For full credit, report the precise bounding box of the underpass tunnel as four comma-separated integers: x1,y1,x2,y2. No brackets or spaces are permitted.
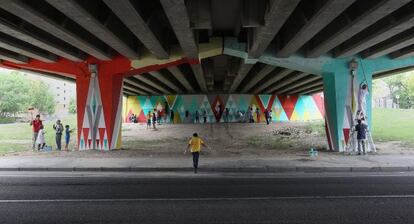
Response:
2,0,414,152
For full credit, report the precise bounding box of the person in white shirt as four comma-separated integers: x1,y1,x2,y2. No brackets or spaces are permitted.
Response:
36,125,46,151
357,84,369,119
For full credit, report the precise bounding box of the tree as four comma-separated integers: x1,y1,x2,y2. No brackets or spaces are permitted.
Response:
68,98,77,114
29,81,56,115
383,73,414,109
0,73,30,116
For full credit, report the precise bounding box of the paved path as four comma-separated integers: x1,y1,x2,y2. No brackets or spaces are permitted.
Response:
1,153,414,172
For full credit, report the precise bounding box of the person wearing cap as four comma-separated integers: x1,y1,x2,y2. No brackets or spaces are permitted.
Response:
29,114,43,150
53,120,64,150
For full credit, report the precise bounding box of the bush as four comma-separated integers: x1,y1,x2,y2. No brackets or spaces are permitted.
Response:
0,117,16,124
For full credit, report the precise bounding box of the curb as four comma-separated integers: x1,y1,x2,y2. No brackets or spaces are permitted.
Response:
0,166,412,173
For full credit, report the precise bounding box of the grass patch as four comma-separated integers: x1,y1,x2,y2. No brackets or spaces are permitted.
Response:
304,122,325,136
372,108,414,146
0,114,77,153
247,135,297,150
0,117,16,124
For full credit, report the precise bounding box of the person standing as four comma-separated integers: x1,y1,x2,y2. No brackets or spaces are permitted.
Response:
355,119,368,155
195,110,200,123
256,108,261,123
164,101,170,123
64,125,73,151
53,120,64,150
185,133,208,173
36,125,46,151
170,109,175,124
152,110,157,129
146,112,152,129
357,84,369,119
264,109,270,125
203,110,207,123
248,107,254,123
269,109,273,123
30,114,43,150
224,108,230,123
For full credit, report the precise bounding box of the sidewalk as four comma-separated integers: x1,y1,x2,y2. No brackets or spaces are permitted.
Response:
1,153,414,173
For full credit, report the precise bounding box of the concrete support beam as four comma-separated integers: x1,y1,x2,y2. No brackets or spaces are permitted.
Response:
334,1,414,58
103,0,169,59
148,71,182,93
0,47,28,64
291,81,324,94
252,68,293,94
123,85,147,95
229,62,254,93
0,0,112,60
307,0,410,58
362,27,414,59
276,0,355,58
160,0,198,59
241,64,274,92
123,77,160,95
190,64,208,93
287,80,324,94
167,66,195,93
248,0,300,58
242,0,266,28
277,75,322,94
266,72,309,94
134,74,172,94
390,45,414,59
46,0,139,59
187,0,212,29
298,86,324,95
123,89,141,96
0,32,57,63
0,13,85,61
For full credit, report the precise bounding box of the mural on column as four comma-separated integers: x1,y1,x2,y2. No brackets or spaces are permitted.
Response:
123,94,325,123
78,75,123,151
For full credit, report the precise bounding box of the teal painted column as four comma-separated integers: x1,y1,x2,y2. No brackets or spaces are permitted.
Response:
322,59,373,151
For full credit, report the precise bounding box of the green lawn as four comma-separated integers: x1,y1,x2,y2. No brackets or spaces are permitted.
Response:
372,108,414,146
0,114,77,154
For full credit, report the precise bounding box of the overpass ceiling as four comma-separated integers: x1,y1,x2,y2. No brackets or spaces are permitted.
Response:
0,0,413,95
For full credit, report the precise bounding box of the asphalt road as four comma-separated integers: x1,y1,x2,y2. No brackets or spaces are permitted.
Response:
1,172,414,223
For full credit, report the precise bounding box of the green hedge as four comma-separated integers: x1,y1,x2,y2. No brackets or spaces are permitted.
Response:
0,117,16,124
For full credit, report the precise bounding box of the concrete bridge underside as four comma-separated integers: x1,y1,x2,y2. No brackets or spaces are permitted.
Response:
0,0,414,151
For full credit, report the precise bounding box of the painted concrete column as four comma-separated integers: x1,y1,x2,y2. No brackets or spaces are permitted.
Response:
323,61,373,151
76,68,124,151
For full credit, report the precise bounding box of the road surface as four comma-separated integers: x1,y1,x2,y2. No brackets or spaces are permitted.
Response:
0,172,414,223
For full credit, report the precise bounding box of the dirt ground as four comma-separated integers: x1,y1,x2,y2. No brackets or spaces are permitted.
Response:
5,122,413,158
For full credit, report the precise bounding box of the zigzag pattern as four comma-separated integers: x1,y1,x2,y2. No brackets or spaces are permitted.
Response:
123,94,325,123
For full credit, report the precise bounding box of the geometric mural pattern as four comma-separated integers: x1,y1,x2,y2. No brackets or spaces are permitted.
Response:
123,93,325,123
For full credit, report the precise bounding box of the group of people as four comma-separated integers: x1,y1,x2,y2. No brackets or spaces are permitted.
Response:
30,114,73,151
242,107,273,125
130,102,276,126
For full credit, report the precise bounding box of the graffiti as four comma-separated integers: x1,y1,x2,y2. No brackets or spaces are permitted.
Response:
123,94,325,123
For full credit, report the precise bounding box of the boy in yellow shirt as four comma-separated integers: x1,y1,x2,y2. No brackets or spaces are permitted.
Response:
185,133,208,173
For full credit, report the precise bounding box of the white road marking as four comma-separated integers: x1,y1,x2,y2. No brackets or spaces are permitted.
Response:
1,195,414,203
